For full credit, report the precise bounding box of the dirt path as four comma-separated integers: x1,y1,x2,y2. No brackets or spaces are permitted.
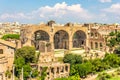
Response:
81,68,118,80
81,74,98,80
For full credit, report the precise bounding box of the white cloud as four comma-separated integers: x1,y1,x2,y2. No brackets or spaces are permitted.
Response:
38,2,92,19
31,2,92,20
0,13,33,20
99,0,112,3
103,3,120,14
0,2,92,22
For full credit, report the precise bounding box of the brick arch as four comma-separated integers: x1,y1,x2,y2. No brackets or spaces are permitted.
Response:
32,30,50,50
72,30,86,39
53,28,71,37
34,30,50,41
72,29,87,38
54,30,69,49
72,30,87,48
33,27,51,36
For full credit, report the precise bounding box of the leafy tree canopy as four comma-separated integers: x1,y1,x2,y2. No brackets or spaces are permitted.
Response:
107,31,120,52
109,31,115,36
103,53,120,67
14,57,32,79
14,57,25,77
63,54,83,65
14,46,39,79
76,62,92,78
55,74,80,80
15,46,36,63
1,34,20,40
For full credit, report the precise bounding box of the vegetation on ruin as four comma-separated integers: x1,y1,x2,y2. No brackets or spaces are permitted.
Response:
13,31,120,80
63,54,83,64
14,46,39,80
5,70,12,79
38,67,48,80
107,31,120,53
1,34,20,40
15,46,36,63
46,42,51,47
54,53,120,80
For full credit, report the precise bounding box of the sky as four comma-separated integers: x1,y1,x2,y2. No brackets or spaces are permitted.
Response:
0,0,120,24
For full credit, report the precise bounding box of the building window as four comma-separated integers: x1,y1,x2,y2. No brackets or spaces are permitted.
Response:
91,42,93,49
95,42,98,49
0,49,3,54
57,67,59,73
51,68,54,74
100,43,103,47
65,66,68,72
61,67,64,72
95,33,98,38
91,33,94,37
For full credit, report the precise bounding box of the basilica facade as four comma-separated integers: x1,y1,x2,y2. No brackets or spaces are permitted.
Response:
21,22,120,52
20,22,89,51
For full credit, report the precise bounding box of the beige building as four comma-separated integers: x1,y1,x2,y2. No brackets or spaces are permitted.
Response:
21,22,89,50
0,39,16,80
89,24,120,51
20,22,120,52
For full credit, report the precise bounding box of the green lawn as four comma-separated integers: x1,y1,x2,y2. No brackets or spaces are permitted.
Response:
57,57,63,62
108,76,120,80
95,67,120,80
96,75,120,80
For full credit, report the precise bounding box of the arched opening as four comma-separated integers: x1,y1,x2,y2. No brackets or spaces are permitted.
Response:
73,30,86,48
54,30,69,49
91,42,93,49
100,42,103,50
33,30,49,50
95,42,98,49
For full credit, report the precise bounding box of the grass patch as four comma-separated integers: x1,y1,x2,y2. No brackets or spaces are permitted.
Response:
108,76,120,80
70,48,84,51
57,57,63,62
54,49,65,52
96,67,120,80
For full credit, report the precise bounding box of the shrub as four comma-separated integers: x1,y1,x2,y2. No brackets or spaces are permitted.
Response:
103,54,120,68
105,74,111,78
63,54,83,65
98,73,111,80
1,34,20,40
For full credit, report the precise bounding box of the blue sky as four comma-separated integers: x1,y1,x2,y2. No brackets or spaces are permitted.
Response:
0,0,120,24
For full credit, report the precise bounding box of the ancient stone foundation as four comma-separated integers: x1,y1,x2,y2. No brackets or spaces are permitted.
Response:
38,41,70,80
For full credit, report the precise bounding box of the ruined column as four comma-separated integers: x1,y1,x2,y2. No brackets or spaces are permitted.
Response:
45,42,47,53
85,33,89,48
69,35,73,50
92,42,95,50
98,42,100,51
50,34,54,51
67,65,70,76
54,67,57,78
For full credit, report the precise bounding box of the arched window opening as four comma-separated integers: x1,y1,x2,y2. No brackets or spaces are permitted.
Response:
33,30,49,50
54,30,69,49
73,30,86,48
